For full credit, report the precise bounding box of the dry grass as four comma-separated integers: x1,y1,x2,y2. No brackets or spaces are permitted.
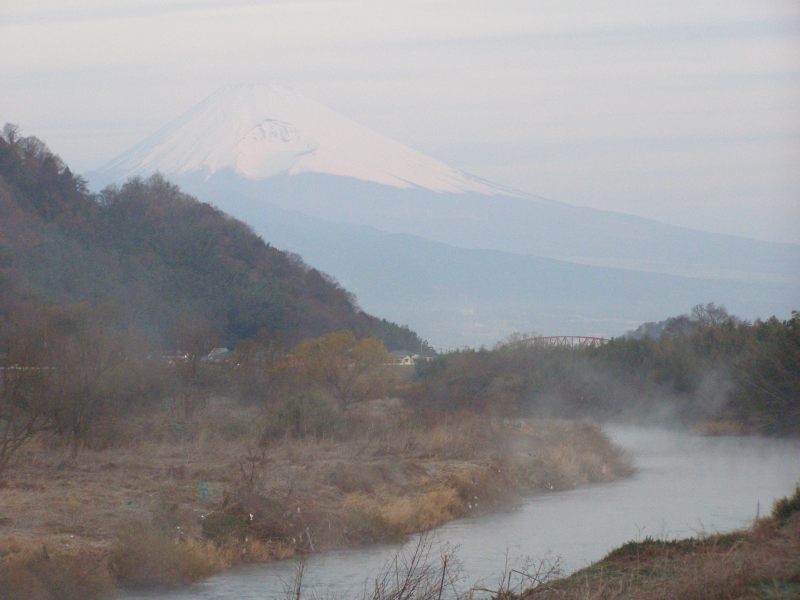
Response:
342,486,463,540
108,523,221,588
256,413,630,548
521,514,800,600
0,396,632,596
0,542,115,600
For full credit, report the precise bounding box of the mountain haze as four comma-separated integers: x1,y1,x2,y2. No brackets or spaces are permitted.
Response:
206,199,800,346
89,84,800,345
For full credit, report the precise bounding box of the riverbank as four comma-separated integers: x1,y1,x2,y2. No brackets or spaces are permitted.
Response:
518,486,800,600
0,398,632,599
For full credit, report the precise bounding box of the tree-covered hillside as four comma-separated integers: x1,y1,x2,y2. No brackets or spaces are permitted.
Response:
0,125,427,352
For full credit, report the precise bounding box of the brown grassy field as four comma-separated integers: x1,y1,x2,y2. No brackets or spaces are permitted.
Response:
0,397,632,599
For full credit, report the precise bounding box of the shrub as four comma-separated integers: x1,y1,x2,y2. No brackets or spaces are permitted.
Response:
200,510,248,543
0,563,50,600
772,485,800,521
259,391,340,443
341,487,463,543
0,550,115,600
217,415,258,441
109,523,218,588
341,492,407,542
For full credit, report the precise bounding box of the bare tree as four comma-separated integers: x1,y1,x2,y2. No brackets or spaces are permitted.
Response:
44,304,127,458
1,122,20,144
283,537,564,600
0,312,54,475
691,302,734,327
171,316,219,418
285,536,463,600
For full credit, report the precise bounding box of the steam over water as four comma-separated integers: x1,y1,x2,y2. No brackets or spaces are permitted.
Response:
123,426,800,599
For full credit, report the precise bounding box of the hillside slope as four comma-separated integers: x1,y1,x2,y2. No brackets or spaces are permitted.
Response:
0,129,425,351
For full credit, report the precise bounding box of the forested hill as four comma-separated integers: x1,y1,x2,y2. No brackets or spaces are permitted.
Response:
0,126,426,351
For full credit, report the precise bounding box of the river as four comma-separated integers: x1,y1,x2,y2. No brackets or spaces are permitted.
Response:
122,425,800,599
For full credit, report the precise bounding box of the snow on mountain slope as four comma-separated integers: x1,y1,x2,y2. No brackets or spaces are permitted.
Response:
99,84,513,196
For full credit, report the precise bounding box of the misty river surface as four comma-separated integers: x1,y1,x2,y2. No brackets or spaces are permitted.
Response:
123,426,800,599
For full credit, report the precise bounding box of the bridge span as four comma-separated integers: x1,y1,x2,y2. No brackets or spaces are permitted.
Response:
512,335,610,349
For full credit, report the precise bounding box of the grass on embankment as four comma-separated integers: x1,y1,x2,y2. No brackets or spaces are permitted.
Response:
0,397,632,599
519,486,800,600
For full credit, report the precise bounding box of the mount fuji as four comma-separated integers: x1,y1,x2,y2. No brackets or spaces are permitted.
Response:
96,84,511,197
89,84,800,346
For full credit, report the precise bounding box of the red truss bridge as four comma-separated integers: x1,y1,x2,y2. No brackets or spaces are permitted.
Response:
514,336,610,349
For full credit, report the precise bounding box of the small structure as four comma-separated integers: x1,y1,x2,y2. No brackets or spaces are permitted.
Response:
164,352,189,366
202,347,231,364
389,350,415,366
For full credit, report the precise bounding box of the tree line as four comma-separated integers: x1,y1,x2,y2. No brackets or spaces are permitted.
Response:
410,304,800,435
0,302,400,474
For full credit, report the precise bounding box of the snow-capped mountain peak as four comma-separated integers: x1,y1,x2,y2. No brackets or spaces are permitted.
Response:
98,84,513,196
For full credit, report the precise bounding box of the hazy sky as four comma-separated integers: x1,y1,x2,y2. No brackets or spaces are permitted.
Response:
2,0,799,243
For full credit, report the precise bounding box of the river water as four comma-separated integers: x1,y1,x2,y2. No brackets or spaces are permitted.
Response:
123,426,800,599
